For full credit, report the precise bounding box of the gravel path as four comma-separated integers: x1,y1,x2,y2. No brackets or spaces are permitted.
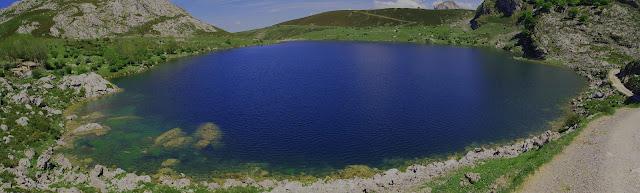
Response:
518,108,640,193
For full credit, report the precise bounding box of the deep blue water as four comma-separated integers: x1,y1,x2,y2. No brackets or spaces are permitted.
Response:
71,41,585,177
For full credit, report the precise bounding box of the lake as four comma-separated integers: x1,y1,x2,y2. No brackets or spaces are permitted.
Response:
68,41,585,178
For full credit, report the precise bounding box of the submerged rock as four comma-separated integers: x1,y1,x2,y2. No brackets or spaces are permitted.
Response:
74,123,110,136
161,159,180,167
154,128,192,149
192,122,222,149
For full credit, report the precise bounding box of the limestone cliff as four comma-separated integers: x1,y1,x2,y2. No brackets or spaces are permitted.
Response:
0,0,222,39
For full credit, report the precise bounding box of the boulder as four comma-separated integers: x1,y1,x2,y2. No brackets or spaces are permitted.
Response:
36,148,54,170
53,154,72,170
192,122,222,149
10,66,32,78
464,172,481,184
110,173,151,192
160,176,191,189
58,72,118,98
16,117,29,127
74,123,110,136
154,128,192,149
161,159,180,167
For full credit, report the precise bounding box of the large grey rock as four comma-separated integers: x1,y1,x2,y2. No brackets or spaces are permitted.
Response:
36,148,53,170
464,172,481,184
110,173,151,192
160,176,191,189
59,73,118,98
16,117,29,127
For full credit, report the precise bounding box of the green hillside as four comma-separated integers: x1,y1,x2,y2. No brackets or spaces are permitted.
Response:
277,8,474,27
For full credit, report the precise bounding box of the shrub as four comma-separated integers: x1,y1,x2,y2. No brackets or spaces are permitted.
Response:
568,8,580,19
578,14,589,23
560,113,581,132
519,11,537,30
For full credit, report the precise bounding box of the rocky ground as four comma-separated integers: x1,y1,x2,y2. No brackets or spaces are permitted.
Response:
0,0,220,39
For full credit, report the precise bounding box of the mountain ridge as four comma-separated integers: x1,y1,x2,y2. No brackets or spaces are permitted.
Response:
0,0,223,39
276,8,474,28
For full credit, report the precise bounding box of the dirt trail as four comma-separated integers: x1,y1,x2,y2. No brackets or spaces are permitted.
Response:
609,69,635,97
518,108,640,192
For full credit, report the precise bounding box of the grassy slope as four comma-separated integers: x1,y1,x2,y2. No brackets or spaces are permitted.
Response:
278,8,474,27
239,9,512,48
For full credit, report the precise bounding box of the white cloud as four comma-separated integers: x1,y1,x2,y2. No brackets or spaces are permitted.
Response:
374,0,426,8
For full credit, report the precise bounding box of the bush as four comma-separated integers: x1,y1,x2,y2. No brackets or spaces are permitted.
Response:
568,8,580,19
578,14,589,23
560,113,581,132
519,11,537,30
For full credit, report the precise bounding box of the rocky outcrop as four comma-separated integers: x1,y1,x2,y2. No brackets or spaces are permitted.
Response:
470,0,525,29
434,1,464,10
0,0,222,39
495,0,523,16
515,32,547,59
58,72,118,98
535,4,640,70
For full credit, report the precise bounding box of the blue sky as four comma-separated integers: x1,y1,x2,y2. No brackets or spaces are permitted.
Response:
1,0,482,32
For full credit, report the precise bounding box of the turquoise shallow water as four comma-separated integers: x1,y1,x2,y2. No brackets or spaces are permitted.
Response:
69,41,585,178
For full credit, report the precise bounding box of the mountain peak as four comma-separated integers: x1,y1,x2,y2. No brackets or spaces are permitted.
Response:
0,0,222,39
433,1,464,10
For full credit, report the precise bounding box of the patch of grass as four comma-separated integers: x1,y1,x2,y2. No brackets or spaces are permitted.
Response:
421,113,590,193
584,93,626,115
